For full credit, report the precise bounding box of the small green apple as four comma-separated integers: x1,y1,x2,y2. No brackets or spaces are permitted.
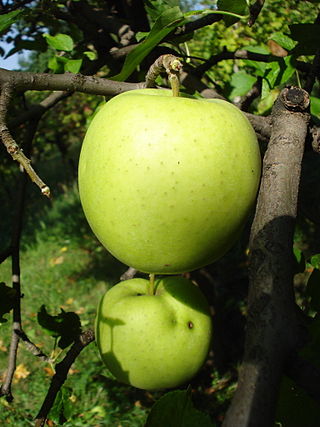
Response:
95,276,212,390
79,89,261,273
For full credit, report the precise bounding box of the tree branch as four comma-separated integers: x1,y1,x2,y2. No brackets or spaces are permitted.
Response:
34,329,95,427
0,68,144,95
14,329,52,363
223,87,310,427
248,0,265,27
0,83,50,197
193,49,311,78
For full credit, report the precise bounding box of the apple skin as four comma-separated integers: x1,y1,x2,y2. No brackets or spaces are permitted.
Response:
95,276,212,390
78,89,261,274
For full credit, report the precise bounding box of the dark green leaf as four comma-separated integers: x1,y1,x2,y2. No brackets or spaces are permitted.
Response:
37,305,81,349
145,388,214,427
276,376,320,427
43,33,74,52
293,247,306,274
145,0,181,22
289,24,320,55
217,0,248,26
48,386,73,424
0,282,17,323
0,9,23,34
306,269,320,312
5,39,47,58
111,7,184,81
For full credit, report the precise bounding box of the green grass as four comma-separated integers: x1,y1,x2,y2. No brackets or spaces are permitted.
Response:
0,154,157,425
0,147,238,426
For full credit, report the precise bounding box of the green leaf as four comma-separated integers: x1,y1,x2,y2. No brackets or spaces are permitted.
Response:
0,9,23,33
0,282,17,323
111,6,184,81
276,376,320,427
269,32,297,51
306,269,320,312
145,388,214,427
83,50,97,61
43,33,74,52
229,71,257,99
289,24,320,55
5,38,47,58
64,59,82,73
144,0,180,22
310,254,320,269
48,55,67,73
261,56,296,98
293,247,306,274
37,305,82,349
311,97,320,119
217,0,248,26
48,386,73,424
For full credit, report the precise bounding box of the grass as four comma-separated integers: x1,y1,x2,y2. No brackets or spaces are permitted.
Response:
0,148,159,426
0,145,240,426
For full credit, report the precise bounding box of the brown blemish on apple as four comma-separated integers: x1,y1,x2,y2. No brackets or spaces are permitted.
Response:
188,321,194,329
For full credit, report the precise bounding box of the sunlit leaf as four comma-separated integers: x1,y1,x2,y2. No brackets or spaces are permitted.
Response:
229,71,257,99
43,33,74,52
111,7,184,81
64,59,82,73
0,9,23,33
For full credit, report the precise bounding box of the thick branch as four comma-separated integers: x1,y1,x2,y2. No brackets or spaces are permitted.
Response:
0,68,144,95
223,87,310,427
34,329,95,427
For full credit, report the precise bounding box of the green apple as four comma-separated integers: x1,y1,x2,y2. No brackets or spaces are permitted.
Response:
78,88,261,273
95,276,212,390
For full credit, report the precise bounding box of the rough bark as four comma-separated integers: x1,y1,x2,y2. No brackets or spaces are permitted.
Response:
223,87,310,427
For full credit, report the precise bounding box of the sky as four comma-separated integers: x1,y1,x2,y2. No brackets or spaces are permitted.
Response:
0,37,23,70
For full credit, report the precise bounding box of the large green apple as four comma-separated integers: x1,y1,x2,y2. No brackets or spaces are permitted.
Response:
95,276,212,390
78,88,261,273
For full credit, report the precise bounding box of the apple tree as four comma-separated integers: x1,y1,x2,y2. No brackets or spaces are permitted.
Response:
1,1,320,426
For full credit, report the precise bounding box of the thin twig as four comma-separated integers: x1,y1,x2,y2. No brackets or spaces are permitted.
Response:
248,0,265,26
0,83,50,197
34,329,95,427
0,118,40,401
14,329,53,363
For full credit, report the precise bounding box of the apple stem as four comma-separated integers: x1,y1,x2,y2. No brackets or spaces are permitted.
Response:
148,273,156,295
169,74,180,97
145,54,182,97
